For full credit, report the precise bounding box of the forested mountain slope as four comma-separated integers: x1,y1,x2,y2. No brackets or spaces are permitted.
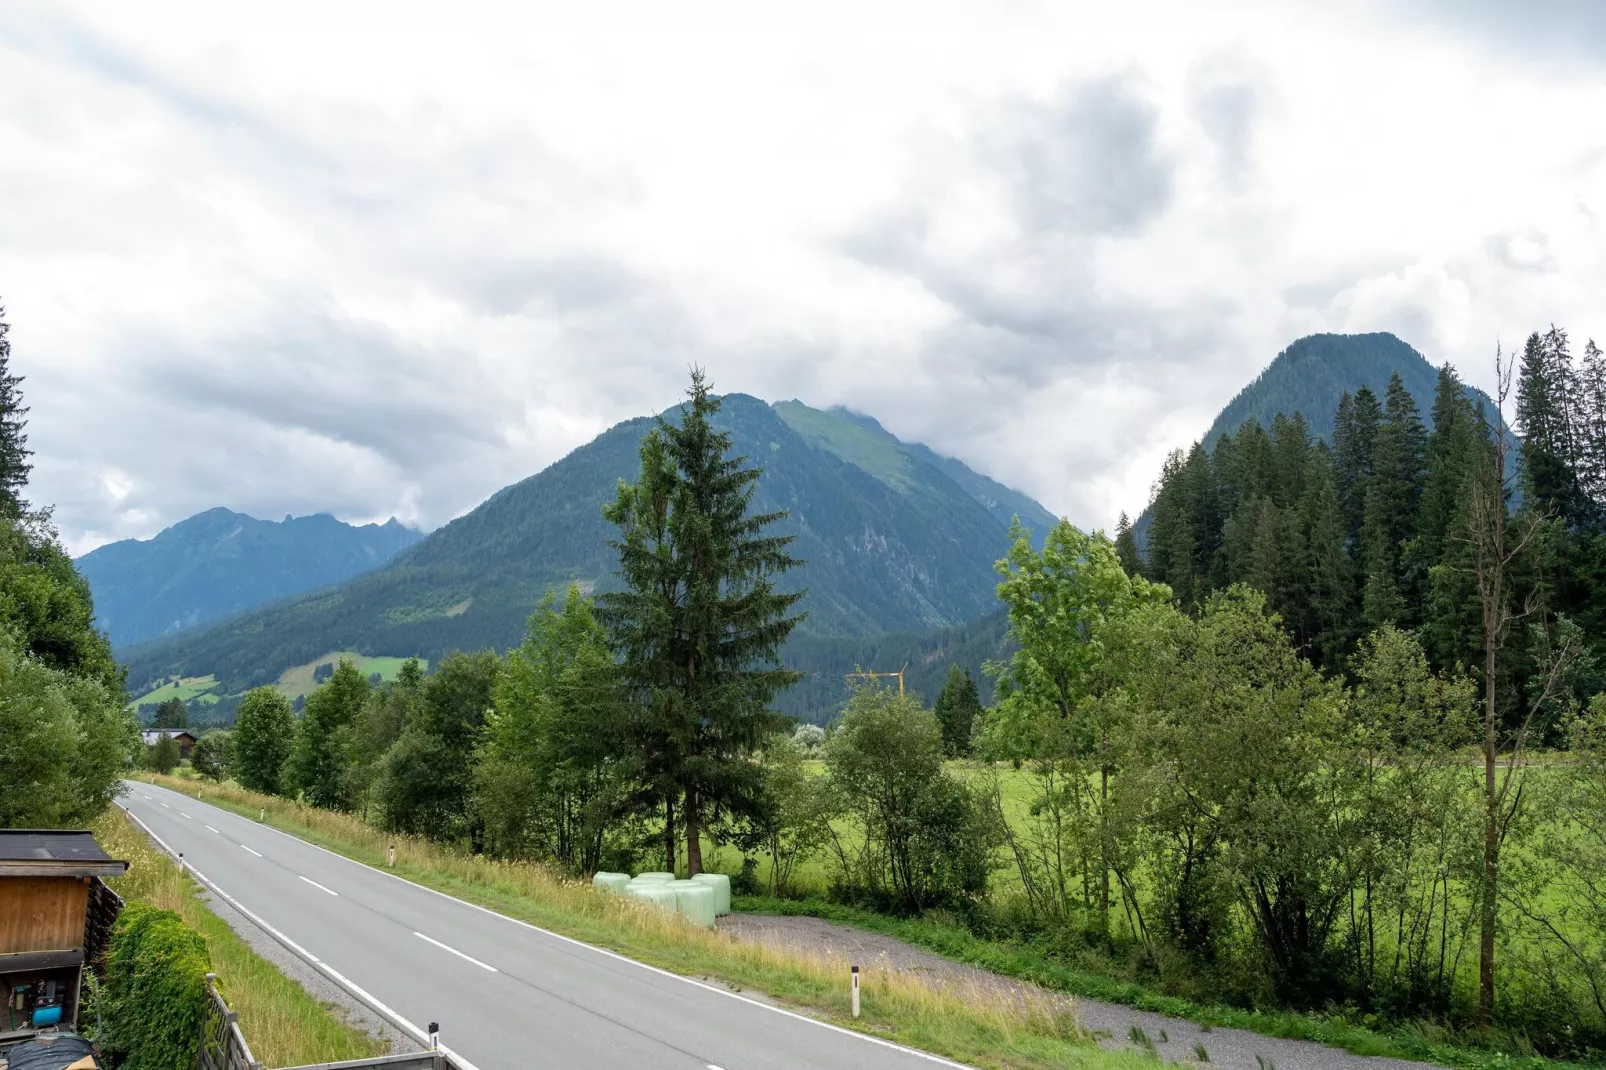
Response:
78,509,421,647
1202,332,1499,449
121,396,1056,696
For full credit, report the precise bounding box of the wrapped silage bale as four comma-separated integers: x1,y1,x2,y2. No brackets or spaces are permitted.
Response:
592,872,632,894
691,873,731,916
667,880,717,928
626,883,678,913
632,871,675,883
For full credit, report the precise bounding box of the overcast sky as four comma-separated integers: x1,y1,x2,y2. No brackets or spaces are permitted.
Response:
4,1,1604,554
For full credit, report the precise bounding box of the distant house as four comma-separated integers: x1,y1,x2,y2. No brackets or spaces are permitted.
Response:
140,728,198,758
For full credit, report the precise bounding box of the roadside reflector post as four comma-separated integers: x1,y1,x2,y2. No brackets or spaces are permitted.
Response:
178,852,185,875
851,965,859,1018
389,844,396,867
259,808,265,821
428,1021,439,1050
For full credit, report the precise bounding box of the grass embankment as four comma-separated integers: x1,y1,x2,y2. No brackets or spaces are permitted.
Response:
736,896,1599,1070
138,774,1153,1070
94,804,386,1067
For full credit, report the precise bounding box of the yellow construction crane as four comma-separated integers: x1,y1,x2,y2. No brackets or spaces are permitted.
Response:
845,663,908,698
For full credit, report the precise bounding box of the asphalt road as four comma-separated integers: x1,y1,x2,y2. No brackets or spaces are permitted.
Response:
120,781,965,1070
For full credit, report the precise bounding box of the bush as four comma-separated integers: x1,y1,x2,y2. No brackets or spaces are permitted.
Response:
190,729,231,782
147,733,181,774
102,904,213,1070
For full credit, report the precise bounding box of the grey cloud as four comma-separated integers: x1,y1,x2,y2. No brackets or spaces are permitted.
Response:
1484,229,1559,274
1400,0,1606,62
997,75,1174,237
1189,68,1260,186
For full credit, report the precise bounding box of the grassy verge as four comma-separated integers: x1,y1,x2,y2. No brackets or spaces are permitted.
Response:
732,895,1593,1070
137,775,1154,1070
94,804,386,1067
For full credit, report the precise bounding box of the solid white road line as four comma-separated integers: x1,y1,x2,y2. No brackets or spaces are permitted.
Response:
299,876,339,897
117,801,483,1070
205,825,220,834
414,932,498,972
240,845,262,857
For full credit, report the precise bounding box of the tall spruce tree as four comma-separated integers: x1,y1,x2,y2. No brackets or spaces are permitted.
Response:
0,302,31,517
1361,373,1427,627
1113,512,1141,577
599,370,805,875
933,664,981,757
1333,386,1382,546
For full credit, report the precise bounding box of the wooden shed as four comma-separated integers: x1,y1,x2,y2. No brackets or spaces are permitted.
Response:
1,830,127,1040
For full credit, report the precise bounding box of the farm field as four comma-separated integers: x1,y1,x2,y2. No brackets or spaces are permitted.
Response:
125,673,221,710
273,651,429,700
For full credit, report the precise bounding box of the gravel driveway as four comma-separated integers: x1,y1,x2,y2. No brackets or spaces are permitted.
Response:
717,913,1439,1070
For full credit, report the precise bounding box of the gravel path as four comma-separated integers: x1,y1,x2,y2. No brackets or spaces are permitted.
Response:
718,914,1438,1070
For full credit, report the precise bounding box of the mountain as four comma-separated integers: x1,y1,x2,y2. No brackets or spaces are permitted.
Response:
119,396,1059,698
78,510,423,648
1135,332,1511,549
1201,332,1502,449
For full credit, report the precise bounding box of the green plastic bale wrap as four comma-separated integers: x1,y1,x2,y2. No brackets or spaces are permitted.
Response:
691,873,732,915
632,871,675,883
667,880,717,928
592,872,632,894
625,884,677,912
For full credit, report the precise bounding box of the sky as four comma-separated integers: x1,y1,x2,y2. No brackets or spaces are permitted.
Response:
3,1,1604,555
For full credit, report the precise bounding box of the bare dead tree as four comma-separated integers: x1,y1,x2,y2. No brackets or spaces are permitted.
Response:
1464,345,1580,1024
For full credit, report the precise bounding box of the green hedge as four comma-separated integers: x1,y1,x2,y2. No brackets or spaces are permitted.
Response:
102,904,213,1070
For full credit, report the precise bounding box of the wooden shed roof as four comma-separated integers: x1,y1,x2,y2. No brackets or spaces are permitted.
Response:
0,830,129,878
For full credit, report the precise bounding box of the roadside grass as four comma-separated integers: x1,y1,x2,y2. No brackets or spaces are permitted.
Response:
94,804,387,1067
136,774,1158,1070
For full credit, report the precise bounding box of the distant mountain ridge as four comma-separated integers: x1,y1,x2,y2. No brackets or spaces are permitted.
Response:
120,396,1059,698
78,509,422,647
1136,332,1509,549
1202,332,1502,449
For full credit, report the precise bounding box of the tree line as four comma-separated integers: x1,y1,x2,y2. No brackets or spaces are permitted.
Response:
0,300,138,827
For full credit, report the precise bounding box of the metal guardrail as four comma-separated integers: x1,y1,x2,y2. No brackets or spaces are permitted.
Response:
199,976,465,1070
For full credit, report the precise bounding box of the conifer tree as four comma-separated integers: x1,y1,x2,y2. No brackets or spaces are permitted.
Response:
1113,512,1141,577
0,302,31,517
933,664,981,757
599,369,805,875
1333,386,1382,545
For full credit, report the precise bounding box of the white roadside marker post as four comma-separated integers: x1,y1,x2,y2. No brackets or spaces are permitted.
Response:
389,844,396,867
428,1021,439,1050
259,808,265,821
178,853,185,875
851,965,860,1018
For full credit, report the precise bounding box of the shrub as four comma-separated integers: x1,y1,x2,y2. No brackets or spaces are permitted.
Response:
102,904,213,1070
147,734,181,775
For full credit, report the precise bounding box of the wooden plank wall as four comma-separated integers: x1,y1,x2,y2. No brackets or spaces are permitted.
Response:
0,877,90,953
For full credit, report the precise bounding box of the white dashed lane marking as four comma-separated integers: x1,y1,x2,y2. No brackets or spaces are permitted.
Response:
205,826,219,834
240,845,262,857
414,932,497,972
299,876,339,897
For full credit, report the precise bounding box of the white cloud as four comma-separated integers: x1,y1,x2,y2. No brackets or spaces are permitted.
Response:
2,0,1603,554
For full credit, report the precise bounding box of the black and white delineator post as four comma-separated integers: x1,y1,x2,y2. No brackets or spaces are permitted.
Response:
428,1022,439,1050
389,844,396,867
178,852,185,875
851,965,860,1018
259,808,265,821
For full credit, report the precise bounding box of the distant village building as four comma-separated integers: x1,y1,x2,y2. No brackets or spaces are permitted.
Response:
140,728,198,759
